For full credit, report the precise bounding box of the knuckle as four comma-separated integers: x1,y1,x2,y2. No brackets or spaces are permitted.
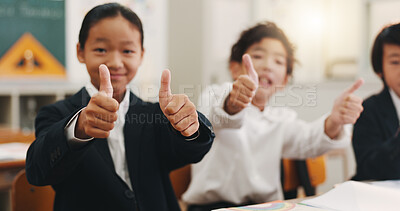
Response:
175,124,184,132
181,131,189,137
108,122,115,131
103,131,110,138
87,118,96,125
165,106,174,114
192,110,198,119
232,82,239,89
167,115,175,124
188,105,197,114
243,97,250,104
111,113,118,122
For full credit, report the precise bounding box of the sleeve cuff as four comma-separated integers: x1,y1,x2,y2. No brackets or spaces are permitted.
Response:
184,130,200,141
65,108,94,142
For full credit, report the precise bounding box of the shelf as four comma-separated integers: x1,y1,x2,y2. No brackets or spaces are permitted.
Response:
0,82,82,131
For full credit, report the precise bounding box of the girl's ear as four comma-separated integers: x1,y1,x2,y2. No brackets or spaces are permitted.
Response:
76,43,85,63
139,48,145,65
229,61,243,81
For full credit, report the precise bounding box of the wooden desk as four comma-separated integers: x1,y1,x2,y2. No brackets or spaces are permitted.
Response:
0,128,34,191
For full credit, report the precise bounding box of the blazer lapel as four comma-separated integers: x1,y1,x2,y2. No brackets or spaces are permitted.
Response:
69,88,91,109
378,87,399,136
93,138,116,171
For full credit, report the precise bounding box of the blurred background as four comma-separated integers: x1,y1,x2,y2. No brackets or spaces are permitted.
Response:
0,0,400,209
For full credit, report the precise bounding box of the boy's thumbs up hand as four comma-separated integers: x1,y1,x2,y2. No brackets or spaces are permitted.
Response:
325,78,364,139
75,64,119,139
224,54,258,115
159,69,199,137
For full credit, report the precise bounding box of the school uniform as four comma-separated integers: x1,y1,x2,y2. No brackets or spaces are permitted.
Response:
25,87,215,211
182,83,350,207
352,86,400,181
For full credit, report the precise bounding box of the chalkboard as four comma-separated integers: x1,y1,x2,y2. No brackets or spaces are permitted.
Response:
0,0,65,66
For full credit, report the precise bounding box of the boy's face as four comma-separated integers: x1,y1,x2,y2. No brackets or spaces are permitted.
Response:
232,37,288,101
382,43,400,97
77,15,144,98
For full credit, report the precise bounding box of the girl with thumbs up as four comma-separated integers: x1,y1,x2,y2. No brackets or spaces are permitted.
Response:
183,22,364,210
25,3,214,211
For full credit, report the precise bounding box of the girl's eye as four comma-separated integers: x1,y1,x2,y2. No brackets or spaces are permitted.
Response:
275,59,285,65
94,48,106,53
123,50,134,54
390,60,400,65
251,54,263,60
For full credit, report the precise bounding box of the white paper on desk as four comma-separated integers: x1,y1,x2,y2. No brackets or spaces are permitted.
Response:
301,181,400,211
0,142,30,161
368,179,400,191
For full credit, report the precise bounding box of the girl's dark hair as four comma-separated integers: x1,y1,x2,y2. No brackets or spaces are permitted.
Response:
371,23,400,80
230,22,295,76
78,2,144,50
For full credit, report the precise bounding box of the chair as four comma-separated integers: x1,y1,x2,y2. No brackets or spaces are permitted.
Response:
170,165,191,200
11,169,55,211
281,155,326,199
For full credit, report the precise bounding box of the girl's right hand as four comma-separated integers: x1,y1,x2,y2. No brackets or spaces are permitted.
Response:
76,65,119,139
224,54,259,115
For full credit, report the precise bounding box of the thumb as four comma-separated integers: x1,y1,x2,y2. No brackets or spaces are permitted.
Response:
344,78,364,94
243,54,259,86
99,64,113,98
159,69,172,107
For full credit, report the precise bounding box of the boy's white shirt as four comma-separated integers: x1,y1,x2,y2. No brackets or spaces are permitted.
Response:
182,82,351,205
65,83,132,190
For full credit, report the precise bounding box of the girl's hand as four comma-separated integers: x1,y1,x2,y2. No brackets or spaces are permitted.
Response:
224,54,259,115
76,64,119,139
159,69,199,137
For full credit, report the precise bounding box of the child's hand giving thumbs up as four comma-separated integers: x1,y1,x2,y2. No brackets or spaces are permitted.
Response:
159,69,199,137
76,64,119,139
224,54,259,115
325,78,364,139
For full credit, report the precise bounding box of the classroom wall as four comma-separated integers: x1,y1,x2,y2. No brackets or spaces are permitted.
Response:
167,0,204,104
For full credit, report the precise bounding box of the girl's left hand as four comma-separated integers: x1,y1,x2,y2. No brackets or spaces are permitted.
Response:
159,69,199,137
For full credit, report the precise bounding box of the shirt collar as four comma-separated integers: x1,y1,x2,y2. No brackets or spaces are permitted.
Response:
389,88,400,122
85,83,131,114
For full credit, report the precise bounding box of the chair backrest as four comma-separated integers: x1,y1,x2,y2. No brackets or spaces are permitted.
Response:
11,169,55,211
170,165,191,200
282,155,326,192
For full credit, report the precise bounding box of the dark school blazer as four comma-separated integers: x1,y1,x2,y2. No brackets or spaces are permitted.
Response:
26,88,215,211
352,86,400,181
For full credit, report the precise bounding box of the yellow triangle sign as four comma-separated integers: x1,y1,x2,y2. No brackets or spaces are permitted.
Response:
0,33,66,78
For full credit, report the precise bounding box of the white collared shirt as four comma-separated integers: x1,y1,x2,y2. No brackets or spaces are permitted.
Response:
389,88,400,123
183,82,351,205
65,83,132,190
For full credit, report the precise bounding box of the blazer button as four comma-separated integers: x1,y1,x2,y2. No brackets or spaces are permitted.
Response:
124,190,135,199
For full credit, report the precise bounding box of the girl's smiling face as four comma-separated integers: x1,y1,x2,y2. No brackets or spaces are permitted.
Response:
77,15,144,100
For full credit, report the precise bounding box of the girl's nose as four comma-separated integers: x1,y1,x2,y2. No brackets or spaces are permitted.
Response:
260,58,273,72
107,52,123,70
